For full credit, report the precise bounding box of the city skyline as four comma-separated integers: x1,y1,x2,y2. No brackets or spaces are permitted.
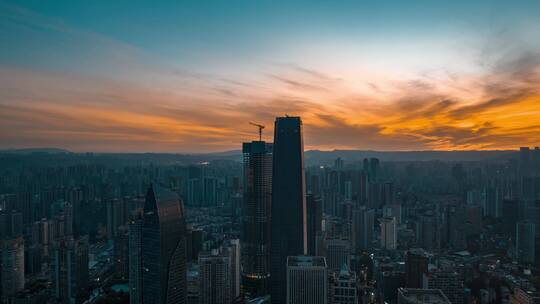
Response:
2,0,540,152
2,1,540,301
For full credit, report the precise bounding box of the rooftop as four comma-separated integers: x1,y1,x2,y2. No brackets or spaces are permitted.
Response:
398,288,451,304
287,255,327,268
408,248,428,256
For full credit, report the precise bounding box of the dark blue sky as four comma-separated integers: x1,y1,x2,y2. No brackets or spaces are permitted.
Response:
3,0,538,74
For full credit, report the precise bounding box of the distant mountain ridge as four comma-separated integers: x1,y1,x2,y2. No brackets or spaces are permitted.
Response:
196,149,516,163
0,148,72,154
303,149,516,164
0,147,518,163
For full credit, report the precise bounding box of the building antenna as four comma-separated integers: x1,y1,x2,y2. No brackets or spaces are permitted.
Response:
249,122,265,141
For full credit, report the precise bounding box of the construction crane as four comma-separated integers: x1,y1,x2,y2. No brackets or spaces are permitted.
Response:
249,122,265,141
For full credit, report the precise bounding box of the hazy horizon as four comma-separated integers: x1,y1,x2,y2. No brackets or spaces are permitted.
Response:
0,146,525,154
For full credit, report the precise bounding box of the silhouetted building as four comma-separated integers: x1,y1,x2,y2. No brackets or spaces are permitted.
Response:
325,238,351,272
483,185,502,218
186,164,218,207
270,116,307,304
521,147,531,178
242,141,273,297
417,213,438,251
380,217,397,250
223,239,241,301
330,264,358,304
286,256,327,304
202,177,218,207
107,198,127,240
30,219,51,259
383,204,401,224
114,227,129,280
447,206,467,250
52,237,89,304
334,158,344,170
191,229,204,261
405,248,429,288
352,207,374,253
141,185,188,304
129,214,143,304
50,200,73,238
0,210,23,240
187,264,200,304
199,250,231,304
1,237,25,303
24,244,42,278
423,270,464,304
187,178,203,207
397,288,451,304
364,158,380,182
516,221,535,265
381,182,394,206
307,194,322,256
380,271,405,303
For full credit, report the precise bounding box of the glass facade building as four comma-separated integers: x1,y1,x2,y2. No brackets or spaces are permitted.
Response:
270,116,307,304
242,141,273,297
141,184,187,304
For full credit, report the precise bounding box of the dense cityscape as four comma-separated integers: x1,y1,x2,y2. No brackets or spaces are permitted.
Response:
2,0,540,303
0,116,539,304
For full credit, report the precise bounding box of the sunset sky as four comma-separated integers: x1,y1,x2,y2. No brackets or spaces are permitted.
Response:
1,0,540,152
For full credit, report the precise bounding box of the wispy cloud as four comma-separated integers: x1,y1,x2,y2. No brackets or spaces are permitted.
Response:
1,2,540,152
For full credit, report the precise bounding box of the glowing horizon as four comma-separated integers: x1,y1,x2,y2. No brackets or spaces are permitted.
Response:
1,0,540,153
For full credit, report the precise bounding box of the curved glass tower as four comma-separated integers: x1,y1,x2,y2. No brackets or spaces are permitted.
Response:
269,116,307,304
141,184,187,304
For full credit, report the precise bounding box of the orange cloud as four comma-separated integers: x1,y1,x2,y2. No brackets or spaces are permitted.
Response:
1,54,539,153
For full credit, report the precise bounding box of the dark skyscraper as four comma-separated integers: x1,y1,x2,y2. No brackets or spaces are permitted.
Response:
405,248,429,288
141,184,187,304
52,237,89,304
306,194,322,256
352,206,374,253
199,250,232,304
1,236,25,303
129,213,143,304
286,256,327,304
241,141,273,297
270,116,307,304
516,221,535,265
520,147,531,177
